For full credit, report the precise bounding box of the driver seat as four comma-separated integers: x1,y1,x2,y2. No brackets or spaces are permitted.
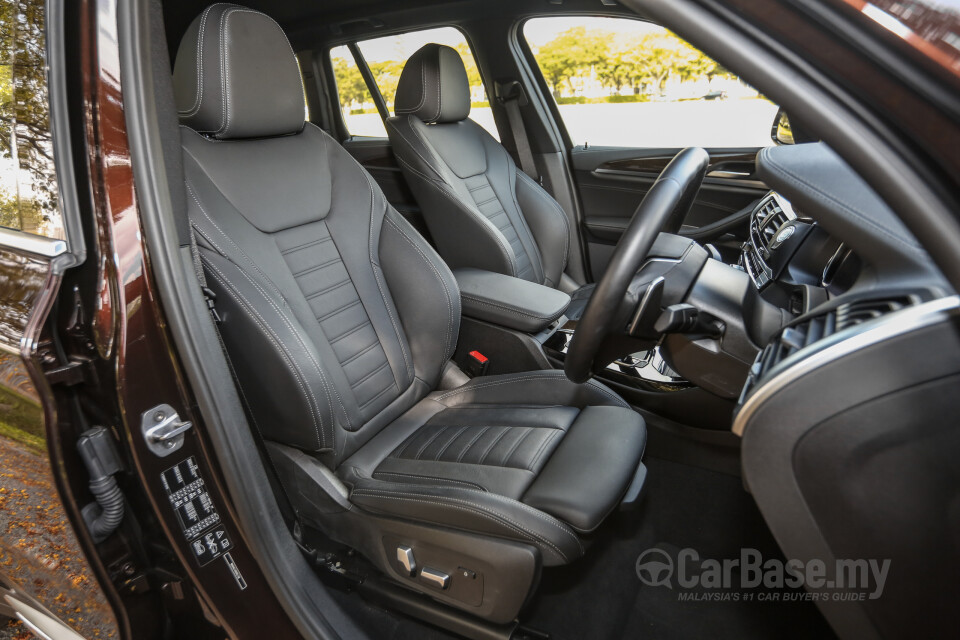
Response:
386,44,600,319
173,5,646,622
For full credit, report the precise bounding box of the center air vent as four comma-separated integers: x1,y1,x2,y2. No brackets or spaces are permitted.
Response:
752,195,795,250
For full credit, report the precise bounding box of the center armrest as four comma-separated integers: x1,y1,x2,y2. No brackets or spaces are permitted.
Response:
453,268,571,333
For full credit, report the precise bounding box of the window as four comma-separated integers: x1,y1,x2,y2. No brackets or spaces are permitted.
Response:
0,0,64,239
522,17,779,148
331,27,498,140
331,46,389,138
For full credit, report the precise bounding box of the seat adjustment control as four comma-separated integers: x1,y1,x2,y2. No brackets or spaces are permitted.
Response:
420,567,450,590
396,545,416,576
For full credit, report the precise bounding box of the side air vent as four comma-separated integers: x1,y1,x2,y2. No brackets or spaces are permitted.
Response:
741,294,921,403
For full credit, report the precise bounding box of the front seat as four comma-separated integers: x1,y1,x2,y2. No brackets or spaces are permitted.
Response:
173,5,646,623
386,44,597,319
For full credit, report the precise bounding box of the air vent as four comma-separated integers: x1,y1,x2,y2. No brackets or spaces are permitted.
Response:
750,294,920,385
754,197,793,247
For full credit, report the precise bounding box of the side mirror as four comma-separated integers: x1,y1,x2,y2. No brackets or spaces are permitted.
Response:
771,108,795,145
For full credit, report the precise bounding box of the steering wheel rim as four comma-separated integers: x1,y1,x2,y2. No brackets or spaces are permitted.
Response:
565,147,710,383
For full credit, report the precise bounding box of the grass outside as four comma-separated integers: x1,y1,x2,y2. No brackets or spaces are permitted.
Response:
0,386,44,454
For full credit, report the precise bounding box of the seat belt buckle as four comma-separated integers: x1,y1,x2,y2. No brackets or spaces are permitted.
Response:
464,350,489,377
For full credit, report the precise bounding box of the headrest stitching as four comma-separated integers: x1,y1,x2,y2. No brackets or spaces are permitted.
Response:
431,50,442,122
179,4,305,138
397,55,427,115
178,4,216,116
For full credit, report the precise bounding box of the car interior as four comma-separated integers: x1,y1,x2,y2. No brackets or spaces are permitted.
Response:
114,0,960,638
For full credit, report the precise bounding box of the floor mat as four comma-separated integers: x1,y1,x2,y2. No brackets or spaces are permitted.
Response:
521,457,836,640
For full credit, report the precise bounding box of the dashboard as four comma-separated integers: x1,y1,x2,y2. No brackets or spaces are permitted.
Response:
731,142,951,415
739,191,862,314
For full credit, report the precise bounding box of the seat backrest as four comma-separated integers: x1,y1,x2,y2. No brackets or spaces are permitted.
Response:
173,5,461,467
386,45,570,289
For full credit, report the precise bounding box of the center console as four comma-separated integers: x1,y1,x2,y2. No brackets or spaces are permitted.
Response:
452,268,569,376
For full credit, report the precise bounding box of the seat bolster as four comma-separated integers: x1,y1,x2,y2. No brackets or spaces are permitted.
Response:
385,116,518,277
380,208,461,386
522,406,646,533
430,370,630,410
348,478,583,566
199,249,335,452
514,170,570,288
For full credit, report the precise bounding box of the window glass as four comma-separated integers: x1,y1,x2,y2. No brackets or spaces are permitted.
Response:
0,0,63,239
355,27,499,140
523,17,779,148
331,45,389,138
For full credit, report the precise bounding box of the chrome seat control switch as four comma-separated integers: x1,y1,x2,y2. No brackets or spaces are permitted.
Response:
396,545,416,576
420,567,450,590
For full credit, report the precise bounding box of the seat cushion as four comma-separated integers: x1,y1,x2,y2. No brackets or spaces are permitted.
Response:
338,371,646,564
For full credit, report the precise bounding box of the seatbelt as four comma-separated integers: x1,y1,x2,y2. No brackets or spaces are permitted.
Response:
187,229,304,537
496,80,540,184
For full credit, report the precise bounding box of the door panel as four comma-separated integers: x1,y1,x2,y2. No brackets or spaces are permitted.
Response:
571,146,768,276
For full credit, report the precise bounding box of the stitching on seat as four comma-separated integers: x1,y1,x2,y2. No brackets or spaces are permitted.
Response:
413,425,448,460
432,49,443,122
371,471,486,491
179,4,216,116
386,122,446,183
503,151,545,283
185,177,352,430
351,489,571,562
363,172,414,380
526,428,561,472
456,426,490,462
390,158,518,278
477,428,510,465
396,56,427,115
517,170,570,280
213,8,303,137
205,264,326,450
433,425,470,460
501,427,533,467
216,7,231,134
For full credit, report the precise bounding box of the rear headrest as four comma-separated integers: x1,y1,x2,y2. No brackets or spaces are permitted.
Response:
394,44,470,124
173,4,304,139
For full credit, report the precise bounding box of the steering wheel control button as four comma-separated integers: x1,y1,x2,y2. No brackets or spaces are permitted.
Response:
396,545,417,576
420,567,451,590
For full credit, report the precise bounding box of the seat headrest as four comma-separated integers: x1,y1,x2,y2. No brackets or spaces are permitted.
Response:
394,44,471,124
173,4,304,139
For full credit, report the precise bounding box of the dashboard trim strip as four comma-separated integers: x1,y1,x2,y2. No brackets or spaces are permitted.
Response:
732,294,960,436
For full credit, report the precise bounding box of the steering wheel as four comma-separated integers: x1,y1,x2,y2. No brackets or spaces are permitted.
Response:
565,147,710,383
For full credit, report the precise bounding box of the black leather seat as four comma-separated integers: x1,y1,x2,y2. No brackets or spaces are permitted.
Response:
386,44,597,320
173,5,645,621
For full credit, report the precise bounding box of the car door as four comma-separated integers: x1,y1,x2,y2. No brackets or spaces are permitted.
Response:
0,0,118,636
521,16,775,276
